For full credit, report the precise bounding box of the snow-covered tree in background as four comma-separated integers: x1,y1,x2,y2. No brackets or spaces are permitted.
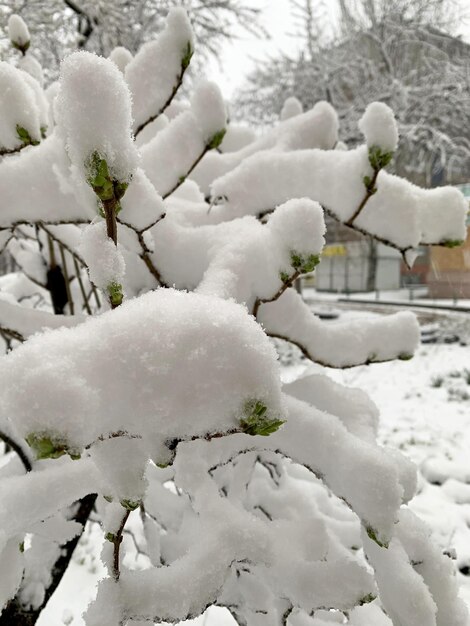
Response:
0,0,264,81
237,0,470,187
0,8,468,626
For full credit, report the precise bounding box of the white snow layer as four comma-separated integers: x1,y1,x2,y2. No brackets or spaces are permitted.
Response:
190,100,339,196
8,14,30,47
280,96,303,121
56,51,138,184
211,145,467,252
258,289,421,366
78,220,126,291
0,288,282,460
358,102,399,152
108,46,133,73
126,8,194,132
0,62,42,150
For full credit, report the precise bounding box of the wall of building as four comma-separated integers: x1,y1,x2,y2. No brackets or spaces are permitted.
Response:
315,241,401,292
427,228,470,298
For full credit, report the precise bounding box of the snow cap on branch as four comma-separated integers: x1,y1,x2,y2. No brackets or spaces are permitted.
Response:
0,62,41,150
56,51,138,185
126,7,194,132
191,80,227,145
280,96,303,120
78,220,126,292
359,102,399,153
18,55,44,87
0,289,283,464
267,198,325,265
8,14,30,53
108,46,133,73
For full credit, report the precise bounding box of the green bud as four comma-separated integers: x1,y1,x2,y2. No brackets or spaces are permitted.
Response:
368,145,393,170
290,251,320,274
25,432,80,461
359,593,377,605
12,40,30,54
40,125,47,139
363,175,377,194
103,495,114,503
398,353,413,361
120,499,140,511
16,124,39,147
366,526,389,548
107,282,123,307
207,129,226,150
240,400,285,437
279,271,291,284
181,41,193,70
19,541,24,553
105,532,115,542
441,239,464,249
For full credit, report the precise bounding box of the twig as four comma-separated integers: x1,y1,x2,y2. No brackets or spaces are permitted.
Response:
345,168,380,226
73,257,92,315
134,63,190,138
0,326,25,344
252,270,300,318
162,146,210,200
0,429,32,472
112,509,131,581
118,219,168,286
59,243,74,315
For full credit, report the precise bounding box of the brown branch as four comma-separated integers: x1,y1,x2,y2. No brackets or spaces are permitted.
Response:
134,64,189,138
59,243,74,315
345,168,380,227
0,143,30,158
111,509,131,581
118,218,168,287
73,257,92,315
0,326,25,343
162,146,210,200
322,206,413,263
268,332,402,369
0,429,32,472
253,270,300,318
39,223,88,269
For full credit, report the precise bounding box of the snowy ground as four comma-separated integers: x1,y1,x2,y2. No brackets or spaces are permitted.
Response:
39,304,470,625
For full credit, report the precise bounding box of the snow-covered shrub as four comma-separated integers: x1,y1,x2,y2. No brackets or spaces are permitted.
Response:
0,9,468,626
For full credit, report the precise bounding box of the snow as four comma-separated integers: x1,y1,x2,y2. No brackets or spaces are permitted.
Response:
108,46,133,73
18,55,44,87
150,199,325,308
191,101,338,196
280,96,303,120
56,51,138,185
0,288,282,460
0,62,41,150
8,14,30,48
78,220,126,293
125,7,194,133
190,80,227,143
358,102,399,153
258,289,421,367
211,145,468,252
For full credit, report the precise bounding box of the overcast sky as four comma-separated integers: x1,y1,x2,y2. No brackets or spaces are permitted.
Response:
208,0,470,99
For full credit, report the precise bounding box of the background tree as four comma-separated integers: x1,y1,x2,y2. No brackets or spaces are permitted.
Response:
237,0,470,187
0,0,264,80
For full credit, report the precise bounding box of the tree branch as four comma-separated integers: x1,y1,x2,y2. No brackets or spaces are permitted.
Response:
0,429,32,472
253,270,300,318
134,64,190,138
